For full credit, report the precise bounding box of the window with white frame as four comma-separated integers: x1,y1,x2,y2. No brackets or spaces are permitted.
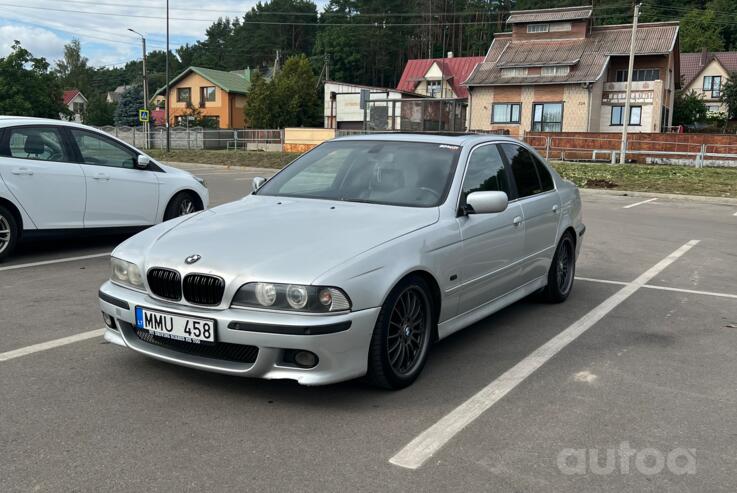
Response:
501,67,528,77
426,80,442,97
541,65,570,76
492,103,521,124
527,23,549,33
703,76,721,98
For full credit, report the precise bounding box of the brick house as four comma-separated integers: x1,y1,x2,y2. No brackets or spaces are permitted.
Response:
464,6,680,136
153,66,260,129
680,50,737,115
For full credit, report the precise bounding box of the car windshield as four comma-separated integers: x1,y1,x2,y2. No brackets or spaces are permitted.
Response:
256,140,462,207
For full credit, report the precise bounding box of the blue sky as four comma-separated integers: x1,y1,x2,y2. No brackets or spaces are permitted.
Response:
0,0,328,68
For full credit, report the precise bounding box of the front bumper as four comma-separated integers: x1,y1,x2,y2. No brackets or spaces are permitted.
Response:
99,281,380,385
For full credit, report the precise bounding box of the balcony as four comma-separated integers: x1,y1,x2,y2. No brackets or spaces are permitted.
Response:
603,81,661,92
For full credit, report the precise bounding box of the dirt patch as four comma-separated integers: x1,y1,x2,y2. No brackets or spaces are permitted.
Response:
584,178,618,189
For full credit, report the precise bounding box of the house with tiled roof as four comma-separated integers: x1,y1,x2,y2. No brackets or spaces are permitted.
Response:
153,66,262,128
464,5,680,136
62,89,87,123
397,54,485,99
680,50,737,115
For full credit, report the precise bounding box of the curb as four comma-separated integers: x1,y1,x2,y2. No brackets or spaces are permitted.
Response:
580,188,737,206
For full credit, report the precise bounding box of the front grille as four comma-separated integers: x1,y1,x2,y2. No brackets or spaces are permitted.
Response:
147,268,182,301
133,326,259,364
183,274,225,305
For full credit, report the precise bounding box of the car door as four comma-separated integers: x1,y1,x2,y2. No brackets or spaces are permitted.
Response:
457,143,525,314
67,128,159,227
0,125,85,229
499,143,561,283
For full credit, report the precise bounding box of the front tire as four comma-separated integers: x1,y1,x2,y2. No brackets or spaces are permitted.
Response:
366,276,433,389
164,192,200,221
0,205,19,262
542,232,576,303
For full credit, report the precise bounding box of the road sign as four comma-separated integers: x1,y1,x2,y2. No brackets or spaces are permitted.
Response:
139,109,150,123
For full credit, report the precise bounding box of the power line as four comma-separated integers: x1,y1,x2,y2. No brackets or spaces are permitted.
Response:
24,0,637,17
0,2,643,27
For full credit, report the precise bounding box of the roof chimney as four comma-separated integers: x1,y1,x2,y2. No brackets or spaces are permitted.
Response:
447,51,454,58
701,47,709,66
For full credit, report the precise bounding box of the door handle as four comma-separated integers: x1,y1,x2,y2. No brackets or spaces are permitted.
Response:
92,173,110,181
513,216,523,227
11,168,33,176
552,204,559,214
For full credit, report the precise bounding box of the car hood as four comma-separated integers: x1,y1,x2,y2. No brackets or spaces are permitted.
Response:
131,195,439,285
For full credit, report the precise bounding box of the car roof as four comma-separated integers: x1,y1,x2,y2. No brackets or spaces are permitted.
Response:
332,132,523,147
0,116,101,131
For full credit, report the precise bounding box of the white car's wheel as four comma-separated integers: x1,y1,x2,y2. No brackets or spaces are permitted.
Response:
0,205,19,261
164,192,200,221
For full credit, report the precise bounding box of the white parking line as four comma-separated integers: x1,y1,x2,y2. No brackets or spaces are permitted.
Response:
0,252,111,272
0,329,105,363
389,239,700,470
578,277,737,300
623,197,658,209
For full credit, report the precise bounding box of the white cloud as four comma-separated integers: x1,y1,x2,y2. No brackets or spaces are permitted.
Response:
0,24,66,61
1,0,329,67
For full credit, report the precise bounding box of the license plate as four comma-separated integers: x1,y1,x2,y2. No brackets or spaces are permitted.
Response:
135,307,216,344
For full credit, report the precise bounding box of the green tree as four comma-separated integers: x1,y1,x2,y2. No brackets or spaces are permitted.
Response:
83,94,116,126
113,86,145,126
679,8,725,52
244,55,321,128
55,39,92,94
0,41,67,118
673,90,708,126
720,73,737,119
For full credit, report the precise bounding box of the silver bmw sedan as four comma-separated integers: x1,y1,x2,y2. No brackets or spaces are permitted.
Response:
99,134,584,389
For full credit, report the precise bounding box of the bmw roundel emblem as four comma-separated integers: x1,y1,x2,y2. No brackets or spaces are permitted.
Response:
185,254,202,264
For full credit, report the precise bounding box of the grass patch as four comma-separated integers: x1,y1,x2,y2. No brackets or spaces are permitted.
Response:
148,149,301,169
552,162,737,198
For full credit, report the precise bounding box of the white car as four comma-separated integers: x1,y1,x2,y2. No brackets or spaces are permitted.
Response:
0,117,208,260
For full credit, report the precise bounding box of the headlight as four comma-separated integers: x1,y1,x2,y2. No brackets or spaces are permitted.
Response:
110,257,145,290
232,283,351,313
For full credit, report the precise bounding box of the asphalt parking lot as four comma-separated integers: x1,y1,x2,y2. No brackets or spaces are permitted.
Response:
2,162,736,492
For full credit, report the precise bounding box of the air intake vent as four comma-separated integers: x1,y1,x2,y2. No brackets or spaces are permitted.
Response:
183,274,225,305
147,268,182,301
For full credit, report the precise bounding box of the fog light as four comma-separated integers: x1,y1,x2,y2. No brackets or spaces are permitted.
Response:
102,311,117,330
294,350,318,368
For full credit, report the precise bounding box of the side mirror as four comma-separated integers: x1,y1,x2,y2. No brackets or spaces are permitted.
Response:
135,155,151,170
252,176,267,192
465,191,508,214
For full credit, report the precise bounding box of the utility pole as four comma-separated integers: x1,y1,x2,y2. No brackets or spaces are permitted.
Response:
620,3,640,164
165,0,171,152
324,53,330,82
128,29,148,149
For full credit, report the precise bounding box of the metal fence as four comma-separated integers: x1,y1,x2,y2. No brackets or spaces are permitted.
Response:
98,126,283,151
521,134,737,168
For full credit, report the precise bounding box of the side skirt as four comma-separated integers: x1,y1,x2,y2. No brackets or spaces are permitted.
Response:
437,276,547,340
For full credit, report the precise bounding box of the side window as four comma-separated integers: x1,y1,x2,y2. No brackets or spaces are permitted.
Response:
462,144,510,202
500,144,543,198
4,127,68,162
70,130,137,169
533,156,555,192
